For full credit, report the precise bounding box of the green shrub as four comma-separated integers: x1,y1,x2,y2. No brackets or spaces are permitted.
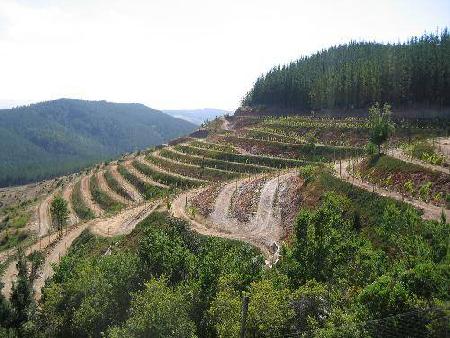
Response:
71,181,95,220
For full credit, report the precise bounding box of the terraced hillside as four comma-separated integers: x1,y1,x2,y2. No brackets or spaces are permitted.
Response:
0,114,449,337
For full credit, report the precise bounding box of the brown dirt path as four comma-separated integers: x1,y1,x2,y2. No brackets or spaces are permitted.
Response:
172,190,273,262
37,189,59,237
1,230,62,297
172,171,297,266
436,137,450,162
33,222,90,300
96,170,131,205
334,158,449,221
90,201,160,237
34,201,160,300
388,148,449,175
62,180,79,226
80,175,104,217
208,181,243,232
110,165,143,203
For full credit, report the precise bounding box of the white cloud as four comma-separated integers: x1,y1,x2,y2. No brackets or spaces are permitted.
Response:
0,0,449,110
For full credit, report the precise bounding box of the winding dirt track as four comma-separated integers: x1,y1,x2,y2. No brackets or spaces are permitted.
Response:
37,190,58,237
247,175,284,241
62,181,79,225
90,201,160,237
1,230,62,298
388,148,449,175
110,165,143,203
334,158,449,221
172,171,296,265
33,201,160,300
96,170,130,205
33,222,90,300
80,175,104,217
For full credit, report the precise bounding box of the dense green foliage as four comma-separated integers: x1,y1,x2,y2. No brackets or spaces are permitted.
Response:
35,213,264,337
89,175,124,214
50,196,69,234
0,171,447,336
243,30,450,113
0,203,31,251
0,99,196,187
368,103,395,153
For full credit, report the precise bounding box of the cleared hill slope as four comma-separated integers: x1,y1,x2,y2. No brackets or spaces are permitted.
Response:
0,99,196,187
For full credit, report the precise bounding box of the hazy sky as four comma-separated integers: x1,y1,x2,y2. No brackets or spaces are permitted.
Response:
0,0,449,110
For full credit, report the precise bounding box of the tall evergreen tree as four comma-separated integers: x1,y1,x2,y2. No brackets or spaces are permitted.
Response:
243,29,450,114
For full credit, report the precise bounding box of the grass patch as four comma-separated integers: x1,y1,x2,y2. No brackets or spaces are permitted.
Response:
359,155,449,207
146,154,241,181
71,181,95,220
190,139,239,153
175,144,306,168
117,165,168,200
104,170,132,201
402,140,447,165
159,148,271,174
0,229,29,251
132,160,200,189
89,174,124,214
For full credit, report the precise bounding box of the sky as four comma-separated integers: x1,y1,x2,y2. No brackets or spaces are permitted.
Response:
0,0,449,111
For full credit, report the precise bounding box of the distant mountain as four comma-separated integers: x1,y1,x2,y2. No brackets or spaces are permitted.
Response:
0,99,196,187
163,108,232,125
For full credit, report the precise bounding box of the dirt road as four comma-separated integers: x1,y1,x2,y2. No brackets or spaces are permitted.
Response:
172,172,296,266
90,201,160,237
62,180,79,225
1,230,62,298
34,222,90,300
37,190,59,237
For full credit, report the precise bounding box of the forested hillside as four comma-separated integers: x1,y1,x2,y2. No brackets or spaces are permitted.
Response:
0,99,196,187
243,30,450,114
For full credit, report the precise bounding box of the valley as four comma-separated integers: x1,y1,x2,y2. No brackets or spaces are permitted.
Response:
0,109,449,336
0,26,449,337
